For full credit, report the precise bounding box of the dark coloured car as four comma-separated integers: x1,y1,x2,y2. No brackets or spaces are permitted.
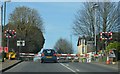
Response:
41,49,58,63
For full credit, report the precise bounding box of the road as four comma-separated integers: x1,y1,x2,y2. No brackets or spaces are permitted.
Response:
3,61,118,74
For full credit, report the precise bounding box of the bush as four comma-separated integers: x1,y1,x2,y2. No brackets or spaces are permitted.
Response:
106,42,120,52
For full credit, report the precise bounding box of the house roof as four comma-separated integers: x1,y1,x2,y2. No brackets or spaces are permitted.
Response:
77,37,81,46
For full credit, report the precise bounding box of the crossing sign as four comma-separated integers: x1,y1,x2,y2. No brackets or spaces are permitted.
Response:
100,32,112,40
109,50,116,58
4,30,16,38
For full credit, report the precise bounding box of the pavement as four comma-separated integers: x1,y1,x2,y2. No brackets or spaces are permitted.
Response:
0,59,22,72
90,61,119,70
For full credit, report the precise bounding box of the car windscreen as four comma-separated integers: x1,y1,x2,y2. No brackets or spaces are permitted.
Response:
43,50,55,56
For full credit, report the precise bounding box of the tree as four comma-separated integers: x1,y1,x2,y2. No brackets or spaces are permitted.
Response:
73,2,119,37
3,6,45,53
9,6,44,32
73,2,94,37
106,41,120,61
106,42,120,52
54,38,73,54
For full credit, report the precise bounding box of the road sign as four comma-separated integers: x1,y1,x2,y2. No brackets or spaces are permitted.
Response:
17,40,25,46
109,50,116,58
4,30,16,38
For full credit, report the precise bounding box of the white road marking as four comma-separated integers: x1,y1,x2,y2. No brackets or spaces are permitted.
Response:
60,63,76,72
76,69,80,72
66,64,69,66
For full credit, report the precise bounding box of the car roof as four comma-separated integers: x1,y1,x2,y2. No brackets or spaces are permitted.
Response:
43,49,55,51
43,49,54,50
39,49,56,53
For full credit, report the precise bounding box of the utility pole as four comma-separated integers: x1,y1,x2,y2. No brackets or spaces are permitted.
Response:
94,5,97,54
70,34,72,49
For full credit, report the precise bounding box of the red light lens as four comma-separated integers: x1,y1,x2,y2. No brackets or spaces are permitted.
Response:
41,53,44,56
53,54,56,56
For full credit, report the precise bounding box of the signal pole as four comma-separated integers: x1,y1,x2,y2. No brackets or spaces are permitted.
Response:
70,34,72,49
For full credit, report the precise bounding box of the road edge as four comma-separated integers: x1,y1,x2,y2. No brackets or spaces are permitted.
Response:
1,60,23,72
89,62,118,70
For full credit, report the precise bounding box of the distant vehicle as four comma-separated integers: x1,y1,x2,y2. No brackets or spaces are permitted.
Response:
33,55,41,62
33,52,41,62
67,56,72,60
41,49,57,63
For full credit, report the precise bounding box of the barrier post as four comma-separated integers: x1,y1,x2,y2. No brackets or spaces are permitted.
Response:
106,56,110,64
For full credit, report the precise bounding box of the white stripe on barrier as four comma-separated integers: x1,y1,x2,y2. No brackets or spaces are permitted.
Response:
70,54,76,55
20,56,34,57
20,53,35,56
61,54,67,56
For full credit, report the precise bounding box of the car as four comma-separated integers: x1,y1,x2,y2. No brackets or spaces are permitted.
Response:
33,53,41,62
40,49,58,63
67,56,72,60
33,55,41,62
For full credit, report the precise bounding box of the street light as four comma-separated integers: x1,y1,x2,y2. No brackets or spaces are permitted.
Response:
92,3,98,54
3,0,11,28
0,4,3,47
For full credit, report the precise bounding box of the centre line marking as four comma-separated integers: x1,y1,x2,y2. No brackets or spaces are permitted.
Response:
60,63,76,73
76,69,80,72
66,64,69,66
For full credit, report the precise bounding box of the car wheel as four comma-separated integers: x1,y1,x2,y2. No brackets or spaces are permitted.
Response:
41,60,44,63
54,60,57,63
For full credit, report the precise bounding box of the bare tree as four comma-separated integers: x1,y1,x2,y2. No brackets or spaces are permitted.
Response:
73,2,119,37
54,38,73,54
73,2,94,37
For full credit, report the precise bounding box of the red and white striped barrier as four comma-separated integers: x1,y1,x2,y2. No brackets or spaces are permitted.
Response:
20,53,35,58
56,54,79,60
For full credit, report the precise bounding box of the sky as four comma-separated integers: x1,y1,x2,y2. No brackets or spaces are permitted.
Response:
1,0,119,2
3,2,83,53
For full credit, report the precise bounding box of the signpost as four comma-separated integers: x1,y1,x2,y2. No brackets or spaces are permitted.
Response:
17,40,25,59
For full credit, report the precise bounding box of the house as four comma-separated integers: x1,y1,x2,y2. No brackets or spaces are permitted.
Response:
77,37,87,55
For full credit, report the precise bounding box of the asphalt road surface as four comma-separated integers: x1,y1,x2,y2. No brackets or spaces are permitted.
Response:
3,61,119,74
